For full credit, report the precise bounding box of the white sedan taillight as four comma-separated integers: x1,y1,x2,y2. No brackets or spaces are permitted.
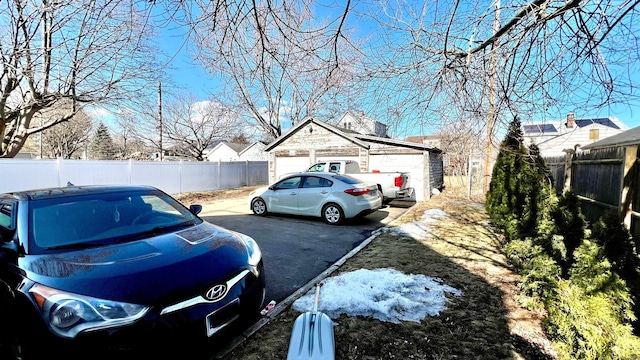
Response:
344,188,371,196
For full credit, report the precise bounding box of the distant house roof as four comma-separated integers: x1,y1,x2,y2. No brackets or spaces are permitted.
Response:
226,142,249,153
207,141,250,154
405,135,440,144
580,126,640,150
204,139,225,151
238,141,267,156
337,110,389,137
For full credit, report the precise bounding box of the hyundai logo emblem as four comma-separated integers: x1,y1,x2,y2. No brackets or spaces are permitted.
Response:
205,284,227,301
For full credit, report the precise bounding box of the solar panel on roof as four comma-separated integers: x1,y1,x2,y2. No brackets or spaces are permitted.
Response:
540,124,558,133
523,125,540,134
575,118,620,129
523,124,557,134
594,118,620,129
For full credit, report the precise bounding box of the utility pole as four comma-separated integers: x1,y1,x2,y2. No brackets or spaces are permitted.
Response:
484,0,500,193
158,81,163,161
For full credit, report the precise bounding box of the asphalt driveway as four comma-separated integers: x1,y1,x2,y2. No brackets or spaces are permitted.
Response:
199,198,410,305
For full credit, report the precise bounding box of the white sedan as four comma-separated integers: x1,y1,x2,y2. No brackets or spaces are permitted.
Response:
248,172,383,225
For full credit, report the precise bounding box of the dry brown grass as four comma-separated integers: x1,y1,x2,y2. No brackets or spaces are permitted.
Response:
173,185,263,205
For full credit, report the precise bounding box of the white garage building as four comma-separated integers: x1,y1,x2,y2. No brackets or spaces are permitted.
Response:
264,116,443,201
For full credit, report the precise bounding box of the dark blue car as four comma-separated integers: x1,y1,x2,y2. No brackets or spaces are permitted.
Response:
0,185,265,357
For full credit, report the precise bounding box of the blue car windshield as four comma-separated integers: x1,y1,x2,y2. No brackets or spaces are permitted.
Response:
28,190,201,252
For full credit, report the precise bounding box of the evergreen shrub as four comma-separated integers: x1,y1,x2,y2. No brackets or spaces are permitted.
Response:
551,192,586,276
486,117,530,241
486,116,640,358
590,210,640,332
546,280,640,360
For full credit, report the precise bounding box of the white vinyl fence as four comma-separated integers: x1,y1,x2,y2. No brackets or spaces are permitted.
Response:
0,159,268,195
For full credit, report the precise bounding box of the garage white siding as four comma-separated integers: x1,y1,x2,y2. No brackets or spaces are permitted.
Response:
273,156,312,179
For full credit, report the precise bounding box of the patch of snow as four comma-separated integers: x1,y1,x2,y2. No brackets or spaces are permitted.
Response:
385,209,447,240
292,268,462,324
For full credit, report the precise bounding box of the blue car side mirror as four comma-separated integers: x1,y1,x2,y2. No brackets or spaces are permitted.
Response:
189,204,202,215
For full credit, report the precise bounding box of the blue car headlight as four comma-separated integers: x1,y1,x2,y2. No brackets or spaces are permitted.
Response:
28,283,149,339
235,232,262,275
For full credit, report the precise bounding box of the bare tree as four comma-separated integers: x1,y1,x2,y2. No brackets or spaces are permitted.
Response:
352,0,640,190
112,115,151,160
230,133,251,145
114,106,162,158
162,92,240,161
150,1,639,153
0,0,162,158
360,1,639,124
162,0,361,140
40,109,92,159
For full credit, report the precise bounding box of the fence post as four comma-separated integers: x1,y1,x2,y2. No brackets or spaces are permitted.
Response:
563,149,575,193
217,159,222,189
179,160,183,194
245,160,249,186
622,145,638,229
56,157,62,187
128,159,133,184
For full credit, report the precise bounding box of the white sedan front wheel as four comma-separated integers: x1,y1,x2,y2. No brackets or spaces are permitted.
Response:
252,198,267,216
322,203,344,225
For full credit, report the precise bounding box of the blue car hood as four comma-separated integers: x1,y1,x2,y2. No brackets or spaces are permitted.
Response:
19,222,252,305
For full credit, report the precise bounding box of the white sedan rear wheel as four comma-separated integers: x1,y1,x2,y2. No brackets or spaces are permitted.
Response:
322,203,344,225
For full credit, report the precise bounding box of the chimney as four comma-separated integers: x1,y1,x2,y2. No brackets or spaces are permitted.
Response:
566,113,575,128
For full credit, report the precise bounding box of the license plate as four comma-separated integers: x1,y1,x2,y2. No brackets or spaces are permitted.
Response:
205,299,240,337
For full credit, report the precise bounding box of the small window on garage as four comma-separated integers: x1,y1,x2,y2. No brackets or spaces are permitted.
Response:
589,129,600,140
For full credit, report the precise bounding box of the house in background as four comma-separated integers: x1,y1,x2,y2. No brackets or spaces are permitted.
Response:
522,113,629,157
405,135,441,149
238,141,268,161
205,141,267,162
337,110,388,137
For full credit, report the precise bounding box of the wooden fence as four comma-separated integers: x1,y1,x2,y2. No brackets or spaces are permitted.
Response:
544,146,640,241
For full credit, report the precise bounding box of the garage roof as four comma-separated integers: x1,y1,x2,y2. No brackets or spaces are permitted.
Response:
265,116,441,153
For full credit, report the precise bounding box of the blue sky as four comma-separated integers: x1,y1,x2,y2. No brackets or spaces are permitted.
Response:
154,6,640,135
157,24,218,98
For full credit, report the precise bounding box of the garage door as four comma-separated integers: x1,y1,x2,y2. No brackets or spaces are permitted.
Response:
275,156,312,180
370,154,426,201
